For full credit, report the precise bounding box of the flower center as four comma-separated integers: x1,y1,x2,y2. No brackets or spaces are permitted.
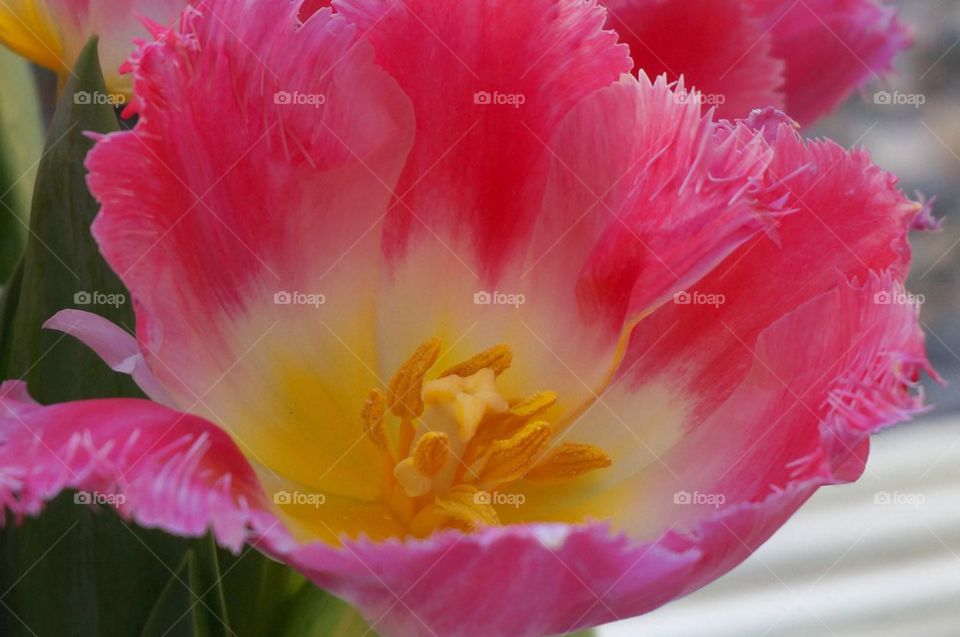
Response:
361,339,612,537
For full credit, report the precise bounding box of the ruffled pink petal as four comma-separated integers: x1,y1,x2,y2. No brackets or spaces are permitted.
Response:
602,0,785,119
335,0,631,280
566,74,783,333
610,112,922,432
0,381,278,551
518,113,931,533
278,523,701,637
328,0,635,412
370,70,785,431
600,0,911,125
86,0,415,493
744,0,912,124
88,0,411,387
43,309,174,406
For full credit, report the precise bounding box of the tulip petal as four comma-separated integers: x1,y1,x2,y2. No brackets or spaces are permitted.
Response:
746,0,912,125
276,523,702,637
43,309,175,406
601,0,911,124
334,0,638,417
469,72,780,416
0,381,277,551
341,0,781,420
609,114,922,441
518,116,930,532
336,0,632,280
86,0,415,497
603,0,785,118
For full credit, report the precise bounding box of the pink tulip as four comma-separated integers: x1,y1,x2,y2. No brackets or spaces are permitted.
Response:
0,1,933,636
0,0,186,93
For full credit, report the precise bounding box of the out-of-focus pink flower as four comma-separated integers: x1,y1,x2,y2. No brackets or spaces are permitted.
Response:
602,0,912,124
0,2,933,636
0,0,185,93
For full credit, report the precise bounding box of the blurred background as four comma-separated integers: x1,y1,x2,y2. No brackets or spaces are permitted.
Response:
603,1,960,635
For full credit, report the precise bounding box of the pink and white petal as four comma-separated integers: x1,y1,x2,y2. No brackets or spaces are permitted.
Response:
274,523,701,637
372,70,781,421
0,381,281,551
466,279,927,637
602,0,786,119
86,0,415,496
607,114,921,433
524,272,928,537
491,73,780,413
508,116,927,529
328,0,639,411
745,0,912,125
43,309,175,407
336,0,631,281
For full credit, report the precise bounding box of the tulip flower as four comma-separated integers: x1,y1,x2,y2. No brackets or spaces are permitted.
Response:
601,0,912,124
0,0,184,93
0,1,933,636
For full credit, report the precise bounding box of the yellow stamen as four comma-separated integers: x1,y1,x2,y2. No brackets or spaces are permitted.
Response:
397,419,416,459
526,443,612,482
478,420,552,484
362,339,612,538
360,389,388,451
394,431,451,497
509,390,558,419
440,344,512,378
436,484,500,526
412,432,450,478
387,338,441,419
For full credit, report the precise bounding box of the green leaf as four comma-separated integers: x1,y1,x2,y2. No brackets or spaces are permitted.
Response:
0,258,23,373
215,549,308,636
140,552,210,637
275,586,375,637
0,46,44,283
0,36,137,401
0,494,224,637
